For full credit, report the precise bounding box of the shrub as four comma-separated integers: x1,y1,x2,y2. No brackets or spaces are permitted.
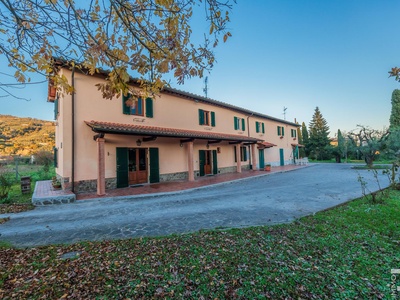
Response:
0,169,14,202
33,150,53,173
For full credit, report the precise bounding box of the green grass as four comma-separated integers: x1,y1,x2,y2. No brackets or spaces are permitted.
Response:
1,190,399,299
0,164,54,205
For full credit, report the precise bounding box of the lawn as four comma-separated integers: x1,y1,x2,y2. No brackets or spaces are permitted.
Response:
0,191,399,299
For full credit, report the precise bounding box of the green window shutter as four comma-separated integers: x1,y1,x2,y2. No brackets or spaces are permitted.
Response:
234,146,237,162
243,147,247,161
53,147,58,168
282,127,285,136
149,148,160,183
199,150,205,176
122,94,131,115
54,98,59,120
199,109,204,125
277,126,281,136
211,111,216,127
262,123,265,133
116,148,129,188
212,150,218,174
241,118,245,131
256,121,259,133
145,98,153,118
234,117,238,130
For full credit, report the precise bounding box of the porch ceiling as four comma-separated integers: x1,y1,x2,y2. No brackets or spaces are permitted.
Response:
85,120,262,143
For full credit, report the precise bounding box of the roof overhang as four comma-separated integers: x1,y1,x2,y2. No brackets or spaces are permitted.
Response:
257,141,277,149
291,143,305,148
85,120,262,144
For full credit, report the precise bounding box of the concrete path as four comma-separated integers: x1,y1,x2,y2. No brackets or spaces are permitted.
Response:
0,164,390,248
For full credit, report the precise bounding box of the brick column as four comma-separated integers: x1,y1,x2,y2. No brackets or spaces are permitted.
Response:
97,137,106,196
251,143,257,170
236,144,242,173
187,141,194,181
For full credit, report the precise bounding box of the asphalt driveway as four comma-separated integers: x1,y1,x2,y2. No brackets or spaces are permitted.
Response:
0,164,391,248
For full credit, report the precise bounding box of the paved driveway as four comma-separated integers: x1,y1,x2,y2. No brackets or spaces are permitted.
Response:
0,164,390,247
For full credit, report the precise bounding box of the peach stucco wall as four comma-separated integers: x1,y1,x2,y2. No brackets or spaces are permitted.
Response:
55,69,298,183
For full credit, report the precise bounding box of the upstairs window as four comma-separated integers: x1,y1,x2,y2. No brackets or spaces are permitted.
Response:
198,109,215,126
277,126,285,136
123,94,153,118
291,129,297,138
256,121,265,133
234,116,245,131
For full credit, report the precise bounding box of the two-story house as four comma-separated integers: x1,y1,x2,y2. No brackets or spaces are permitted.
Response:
49,60,300,195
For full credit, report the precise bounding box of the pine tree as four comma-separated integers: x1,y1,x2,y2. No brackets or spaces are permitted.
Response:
301,122,309,156
308,107,331,160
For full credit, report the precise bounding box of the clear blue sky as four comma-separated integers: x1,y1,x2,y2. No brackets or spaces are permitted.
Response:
1,0,399,136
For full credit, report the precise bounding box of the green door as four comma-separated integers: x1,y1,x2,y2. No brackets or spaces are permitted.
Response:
149,148,160,183
279,148,284,166
199,150,205,176
116,147,129,188
212,150,218,175
258,149,265,169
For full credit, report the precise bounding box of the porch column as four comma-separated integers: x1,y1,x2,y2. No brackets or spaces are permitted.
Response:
251,144,257,170
97,137,106,196
236,144,242,173
187,141,195,181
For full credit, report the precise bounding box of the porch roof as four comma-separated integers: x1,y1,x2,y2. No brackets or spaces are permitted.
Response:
257,141,277,148
85,120,262,143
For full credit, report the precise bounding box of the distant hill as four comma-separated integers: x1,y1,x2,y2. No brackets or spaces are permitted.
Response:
0,115,55,156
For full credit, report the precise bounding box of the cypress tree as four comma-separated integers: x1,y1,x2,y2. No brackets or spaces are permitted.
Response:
390,89,400,129
301,122,309,156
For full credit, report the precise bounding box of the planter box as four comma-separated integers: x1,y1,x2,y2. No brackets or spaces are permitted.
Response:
264,165,271,171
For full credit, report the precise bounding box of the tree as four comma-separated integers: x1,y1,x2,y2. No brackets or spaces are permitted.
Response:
348,125,390,167
308,107,330,160
0,0,234,99
332,129,345,163
389,89,400,129
296,124,305,158
386,90,400,158
301,122,309,157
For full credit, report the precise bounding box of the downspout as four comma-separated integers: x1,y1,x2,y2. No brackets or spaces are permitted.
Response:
71,66,75,193
247,113,254,169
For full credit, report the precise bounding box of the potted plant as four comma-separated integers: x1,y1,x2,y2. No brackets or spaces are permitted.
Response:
264,164,271,171
52,177,61,189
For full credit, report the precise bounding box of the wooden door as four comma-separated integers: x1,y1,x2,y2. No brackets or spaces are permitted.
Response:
258,149,265,169
128,148,148,185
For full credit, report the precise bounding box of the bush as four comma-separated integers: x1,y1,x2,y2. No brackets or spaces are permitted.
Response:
0,170,14,202
33,150,53,173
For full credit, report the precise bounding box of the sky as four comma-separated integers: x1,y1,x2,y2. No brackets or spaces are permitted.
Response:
1,0,400,136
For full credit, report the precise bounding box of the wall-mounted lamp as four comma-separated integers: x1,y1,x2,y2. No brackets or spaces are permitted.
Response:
206,143,210,149
136,139,142,146
180,143,183,147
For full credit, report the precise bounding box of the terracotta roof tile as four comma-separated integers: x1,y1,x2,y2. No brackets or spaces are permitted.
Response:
85,120,262,143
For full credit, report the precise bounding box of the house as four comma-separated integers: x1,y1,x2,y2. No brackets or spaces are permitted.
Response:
49,61,300,195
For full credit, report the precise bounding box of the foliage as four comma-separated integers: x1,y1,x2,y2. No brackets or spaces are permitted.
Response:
296,124,305,158
34,150,53,173
389,89,400,129
332,129,346,163
307,107,331,160
348,125,390,167
0,168,13,202
0,115,55,156
1,193,399,298
0,0,235,99
301,122,309,156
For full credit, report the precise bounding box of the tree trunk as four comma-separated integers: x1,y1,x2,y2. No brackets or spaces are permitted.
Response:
365,155,374,168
